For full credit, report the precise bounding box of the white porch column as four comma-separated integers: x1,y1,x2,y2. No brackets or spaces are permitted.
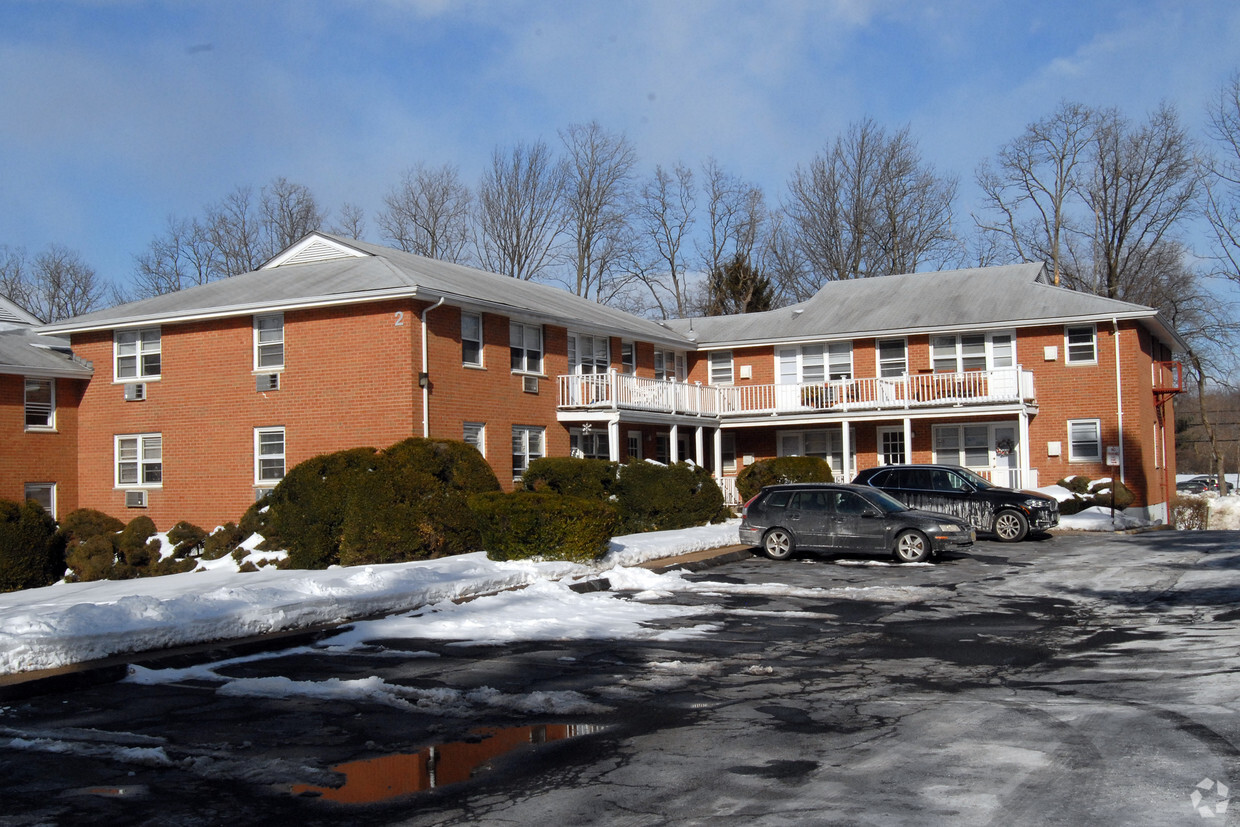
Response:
608,417,621,462
670,423,680,463
713,428,724,481
840,419,852,481
695,425,704,466
903,417,914,463
1018,408,1031,488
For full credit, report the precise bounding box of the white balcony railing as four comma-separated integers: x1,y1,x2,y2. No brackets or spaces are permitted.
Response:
558,368,1035,419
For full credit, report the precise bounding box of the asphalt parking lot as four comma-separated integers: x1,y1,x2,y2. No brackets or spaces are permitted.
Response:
2,529,1238,826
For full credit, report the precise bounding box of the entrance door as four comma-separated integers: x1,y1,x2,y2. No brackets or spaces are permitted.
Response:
993,425,1019,487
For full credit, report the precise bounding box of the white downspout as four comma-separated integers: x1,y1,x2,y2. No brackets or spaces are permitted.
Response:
1112,317,1125,485
421,297,446,438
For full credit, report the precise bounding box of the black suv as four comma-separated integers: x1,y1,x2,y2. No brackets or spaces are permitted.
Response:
852,464,1059,542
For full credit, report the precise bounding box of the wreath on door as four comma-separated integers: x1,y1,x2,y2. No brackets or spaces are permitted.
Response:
995,437,1015,457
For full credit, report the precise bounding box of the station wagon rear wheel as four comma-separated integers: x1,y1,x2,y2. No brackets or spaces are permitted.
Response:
762,528,795,561
893,530,931,564
994,509,1029,542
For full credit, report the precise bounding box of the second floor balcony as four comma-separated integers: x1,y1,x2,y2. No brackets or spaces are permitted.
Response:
557,368,1036,420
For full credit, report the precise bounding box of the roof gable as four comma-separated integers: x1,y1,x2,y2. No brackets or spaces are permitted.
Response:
263,234,370,268
0,294,40,327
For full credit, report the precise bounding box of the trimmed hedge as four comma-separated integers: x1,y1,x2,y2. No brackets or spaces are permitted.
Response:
63,514,194,582
472,491,620,563
736,456,834,503
0,499,66,592
1055,476,1135,515
264,438,500,569
521,456,618,499
613,460,728,533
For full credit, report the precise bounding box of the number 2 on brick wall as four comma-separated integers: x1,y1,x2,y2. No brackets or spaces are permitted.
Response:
395,311,404,327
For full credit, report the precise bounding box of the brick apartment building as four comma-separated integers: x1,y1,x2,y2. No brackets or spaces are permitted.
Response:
15,233,1183,529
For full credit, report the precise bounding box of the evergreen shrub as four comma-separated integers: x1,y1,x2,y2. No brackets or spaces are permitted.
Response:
471,491,620,563
613,461,728,533
521,456,618,499
0,499,66,592
167,521,208,558
57,508,124,547
203,522,247,560
735,456,834,503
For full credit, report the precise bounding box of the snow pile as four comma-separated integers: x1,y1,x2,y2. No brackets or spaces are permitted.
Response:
0,522,741,676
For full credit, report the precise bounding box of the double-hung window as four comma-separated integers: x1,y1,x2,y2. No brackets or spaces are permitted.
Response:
569,332,609,374
932,334,986,373
1066,324,1097,364
620,341,636,374
709,351,734,384
512,426,544,477
24,378,54,430
1068,419,1102,461
654,350,685,381
254,314,284,369
462,312,483,367
115,328,161,380
510,323,542,374
116,434,163,487
24,483,55,517
255,427,286,485
463,422,485,455
877,339,908,377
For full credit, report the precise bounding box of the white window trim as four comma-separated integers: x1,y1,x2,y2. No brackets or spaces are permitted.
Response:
115,433,163,488
24,377,56,431
709,351,734,385
254,313,285,371
114,327,162,382
461,312,484,367
254,426,286,485
510,322,544,375
877,426,906,465
1065,324,1098,365
620,341,636,374
1068,418,1102,462
931,331,1014,373
464,422,486,456
568,331,610,375
512,425,545,478
877,338,908,378
24,482,56,518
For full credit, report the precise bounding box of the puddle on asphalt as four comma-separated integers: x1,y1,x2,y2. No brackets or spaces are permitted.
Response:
288,723,607,804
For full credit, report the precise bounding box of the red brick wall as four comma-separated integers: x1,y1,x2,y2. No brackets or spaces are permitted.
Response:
0,374,83,518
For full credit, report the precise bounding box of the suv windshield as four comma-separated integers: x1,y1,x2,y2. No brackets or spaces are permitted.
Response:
955,467,996,490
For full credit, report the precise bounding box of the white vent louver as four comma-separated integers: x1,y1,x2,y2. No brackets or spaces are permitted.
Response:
281,238,357,266
256,373,280,392
124,383,146,401
522,375,539,394
125,490,147,508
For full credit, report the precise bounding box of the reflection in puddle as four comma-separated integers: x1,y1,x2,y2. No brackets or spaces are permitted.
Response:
290,723,606,803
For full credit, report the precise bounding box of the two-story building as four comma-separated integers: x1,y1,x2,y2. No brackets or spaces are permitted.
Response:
34,233,1182,529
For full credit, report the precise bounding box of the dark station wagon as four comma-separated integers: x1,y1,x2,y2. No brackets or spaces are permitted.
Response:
739,483,975,564
852,464,1059,542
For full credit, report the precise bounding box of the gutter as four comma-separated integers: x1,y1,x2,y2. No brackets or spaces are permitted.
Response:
421,297,446,438
1113,317,1125,485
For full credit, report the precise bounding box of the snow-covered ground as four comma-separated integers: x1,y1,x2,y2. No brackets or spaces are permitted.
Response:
2,476,1234,679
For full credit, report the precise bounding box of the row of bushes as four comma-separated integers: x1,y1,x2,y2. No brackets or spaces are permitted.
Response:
1056,476,1135,515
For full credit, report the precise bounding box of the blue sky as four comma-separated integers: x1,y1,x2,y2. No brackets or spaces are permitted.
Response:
3,0,1240,292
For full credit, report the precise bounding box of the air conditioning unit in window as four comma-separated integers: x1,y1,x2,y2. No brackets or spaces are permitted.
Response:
254,488,273,501
256,373,281,392
125,490,147,508
522,375,539,394
123,382,146,401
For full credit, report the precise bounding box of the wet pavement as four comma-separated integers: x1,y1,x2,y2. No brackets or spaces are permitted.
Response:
2,530,1239,825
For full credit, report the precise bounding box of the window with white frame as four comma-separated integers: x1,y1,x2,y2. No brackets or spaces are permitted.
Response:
254,427,285,485
24,483,55,516
569,332,610,374
570,427,609,459
627,430,642,460
461,312,483,367
1065,324,1097,364
463,422,485,455
709,351,734,384
116,434,162,487
777,343,852,384
932,334,986,373
878,427,906,465
933,424,991,468
511,426,544,476
620,341,636,374
510,323,542,374
827,342,852,380
877,338,908,378
115,328,161,380
1068,419,1102,461
654,350,686,381
777,428,857,476
24,378,54,430
254,314,284,369
721,432,737,473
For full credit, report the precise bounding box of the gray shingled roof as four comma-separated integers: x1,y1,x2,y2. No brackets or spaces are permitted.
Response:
665,263,1185,350
40,234,694,347
0,327,93,377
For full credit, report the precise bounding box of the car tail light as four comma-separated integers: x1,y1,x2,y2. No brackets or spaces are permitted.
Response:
740,493,760,518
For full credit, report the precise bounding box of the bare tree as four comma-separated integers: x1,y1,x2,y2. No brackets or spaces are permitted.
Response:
329,202,367,241
974,102,1095,285
204,185,265,276
782,119,958,296
378,163,473,262
697,158,767,281
1079,104,1199,300
260,176,325,256
1205,73,1240,292
475,141,568,280
559,121,637,299
133,215,220,297
22,244,106,322
630,163,697,318
0,245,32,310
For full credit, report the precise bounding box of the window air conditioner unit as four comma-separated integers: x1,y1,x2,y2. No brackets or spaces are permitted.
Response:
522,375,539,394
256,373,280,392
254,488,273,501
125,490,147,508
124,382,146,401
